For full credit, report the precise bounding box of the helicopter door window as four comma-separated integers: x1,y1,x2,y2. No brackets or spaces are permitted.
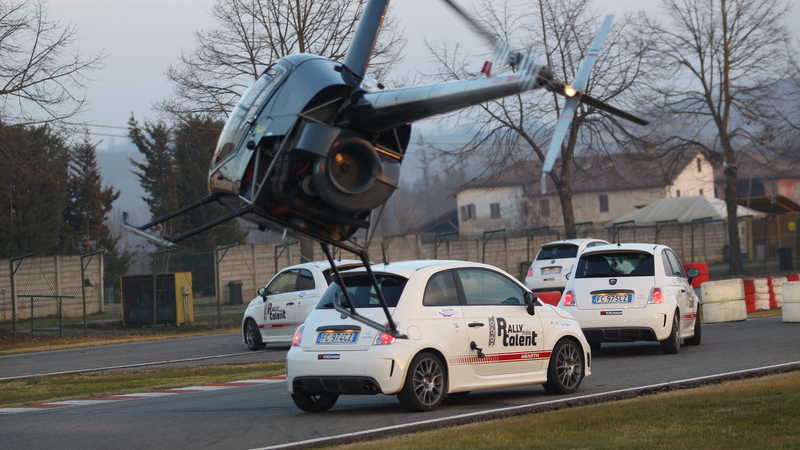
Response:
211,65,286,168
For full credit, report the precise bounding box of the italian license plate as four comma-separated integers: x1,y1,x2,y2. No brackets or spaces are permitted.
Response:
541,267,562,275
316,332,358,344
592,293,632,304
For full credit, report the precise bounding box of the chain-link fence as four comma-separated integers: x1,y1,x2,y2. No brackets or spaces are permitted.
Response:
3,212,799,340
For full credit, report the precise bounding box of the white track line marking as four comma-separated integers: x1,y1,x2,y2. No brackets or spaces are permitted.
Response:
0,376,286,414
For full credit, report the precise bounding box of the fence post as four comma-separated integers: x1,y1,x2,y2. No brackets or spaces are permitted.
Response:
150,248,176,334
482,229,505,264
215,244,239,329
9,253,33,337
80,250,104,337
690,217,712,264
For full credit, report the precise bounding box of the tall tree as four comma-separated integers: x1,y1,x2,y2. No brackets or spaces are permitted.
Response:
425,0,657,238
0,1,104,129
158,0,405,120
0,124,70,257
64,133,120,254
643,0,798,273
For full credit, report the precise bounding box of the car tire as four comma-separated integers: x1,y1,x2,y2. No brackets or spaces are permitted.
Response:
660,311,681,354
543,338,584,395
244,319,265,350
291,393,338,413
397,352,446,412
684,311,702,346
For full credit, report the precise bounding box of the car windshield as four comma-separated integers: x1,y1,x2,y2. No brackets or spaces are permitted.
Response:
537,244,579,260
575,252,655,278
317,274,407,309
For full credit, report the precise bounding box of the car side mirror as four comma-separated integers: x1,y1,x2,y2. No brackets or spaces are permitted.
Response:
258,287,267,300
566,272,572,280
525,292,536,316
685,267,700,282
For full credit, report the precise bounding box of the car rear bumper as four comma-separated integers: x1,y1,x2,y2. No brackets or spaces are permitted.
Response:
582,327,658,342
286,346,406,395
568,307,673,341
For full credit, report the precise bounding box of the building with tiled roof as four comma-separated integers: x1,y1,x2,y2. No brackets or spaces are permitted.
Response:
454,151,714,234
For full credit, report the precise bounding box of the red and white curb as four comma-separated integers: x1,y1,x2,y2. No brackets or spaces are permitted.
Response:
0,375,286,415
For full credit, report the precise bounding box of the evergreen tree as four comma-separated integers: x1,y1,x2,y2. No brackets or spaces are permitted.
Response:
0,124,70,257
128,116,247,250
64,133,121,254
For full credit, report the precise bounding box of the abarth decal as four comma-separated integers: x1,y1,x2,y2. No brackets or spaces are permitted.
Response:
450,350,552,366
488,316,496,347
438,308,458,318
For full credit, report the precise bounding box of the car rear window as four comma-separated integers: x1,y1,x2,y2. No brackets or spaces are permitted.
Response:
317,274,407,309
575,252,655,278
537,244,579,260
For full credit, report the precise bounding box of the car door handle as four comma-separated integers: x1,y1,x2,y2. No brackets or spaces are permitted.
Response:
468,322,484,328
286,302,295,306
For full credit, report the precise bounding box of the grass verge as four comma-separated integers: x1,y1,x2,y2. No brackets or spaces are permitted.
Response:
0,362,284,407
334,371,800,449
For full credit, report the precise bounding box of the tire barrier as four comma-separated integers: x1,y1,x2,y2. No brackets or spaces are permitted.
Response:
743,278,770,312
781,281,800,322
535,291,562,306
683,262,709,288
767,276,786,309
700,279,746,323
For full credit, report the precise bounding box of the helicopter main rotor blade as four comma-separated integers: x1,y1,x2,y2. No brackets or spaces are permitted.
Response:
343,0,390,80
540,15,647,193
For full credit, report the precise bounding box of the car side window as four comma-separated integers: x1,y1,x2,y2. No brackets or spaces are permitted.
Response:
456,269,524,305
665,250,687,278
423,270,459,306
267,270,298,295
297,269,315,291
661,251,674,277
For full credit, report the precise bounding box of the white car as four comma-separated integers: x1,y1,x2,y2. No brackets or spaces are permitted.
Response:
525,239,609,293
286,260,592,413
242,260,361,349
557,243,701,354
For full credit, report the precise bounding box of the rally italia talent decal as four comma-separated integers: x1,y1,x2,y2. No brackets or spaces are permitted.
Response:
264,303,287,321
488,317,537,347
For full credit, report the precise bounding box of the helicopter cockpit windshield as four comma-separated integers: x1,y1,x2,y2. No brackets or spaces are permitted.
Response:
211,64,286,169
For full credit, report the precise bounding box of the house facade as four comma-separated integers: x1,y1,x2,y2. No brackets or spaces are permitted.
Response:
456,151,715,234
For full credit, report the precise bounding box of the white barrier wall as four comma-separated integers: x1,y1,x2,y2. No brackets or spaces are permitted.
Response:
781,281,800,322
700,278,747,323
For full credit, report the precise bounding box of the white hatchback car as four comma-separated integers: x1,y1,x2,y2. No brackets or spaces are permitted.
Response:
525,239,609,293
557,243,701,354
286,260,592,413
242,260,361,349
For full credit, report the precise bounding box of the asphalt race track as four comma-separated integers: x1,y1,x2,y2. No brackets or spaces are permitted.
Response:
1,316,798,449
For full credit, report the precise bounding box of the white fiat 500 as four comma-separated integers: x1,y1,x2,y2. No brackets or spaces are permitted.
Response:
286,260,591,413
525,239,609,293
242,260,361,349
558,243,701,354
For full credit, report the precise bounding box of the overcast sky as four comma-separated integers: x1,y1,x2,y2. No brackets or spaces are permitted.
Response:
44,0,798,150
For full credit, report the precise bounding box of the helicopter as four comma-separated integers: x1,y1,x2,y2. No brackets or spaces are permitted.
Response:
123,0,648,337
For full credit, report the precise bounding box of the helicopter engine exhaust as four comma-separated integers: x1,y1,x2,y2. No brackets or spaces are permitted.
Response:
290,122,400,214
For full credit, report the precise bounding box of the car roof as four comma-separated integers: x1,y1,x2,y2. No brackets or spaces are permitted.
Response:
579,243,665,256
541,238,609,247
343,260,501,278
279,259,362,272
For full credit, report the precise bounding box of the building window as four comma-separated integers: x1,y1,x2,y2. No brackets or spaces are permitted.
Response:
676,189,681,197
490,203,501,219
697,157,702,172
540,199,550,217
699,188,704,195
460,204,476,221
599,194,609,213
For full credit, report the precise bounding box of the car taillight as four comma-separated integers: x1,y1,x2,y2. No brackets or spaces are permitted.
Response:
562,289,576,306
648,287,663,304
373,323,399,345
292,324,305,346
527,268,533,277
